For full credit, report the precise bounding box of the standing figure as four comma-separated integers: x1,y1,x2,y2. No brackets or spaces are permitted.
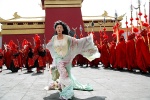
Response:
45,20,100,99
114,30,127,70
136,29,150,73
100,35,110,68
9,40,20,72
34,34,46,73
4,44,12,69
109,33,117,69
126,33,138,71
26,42,34,72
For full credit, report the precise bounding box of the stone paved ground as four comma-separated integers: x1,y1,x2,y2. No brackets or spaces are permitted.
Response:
0,65,150,100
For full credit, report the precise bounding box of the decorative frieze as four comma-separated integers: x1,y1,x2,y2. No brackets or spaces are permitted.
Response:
1,24,45,29
1,29,44,35
44,0,82,8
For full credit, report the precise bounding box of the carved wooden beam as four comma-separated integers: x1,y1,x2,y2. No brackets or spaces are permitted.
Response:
44,0,82,8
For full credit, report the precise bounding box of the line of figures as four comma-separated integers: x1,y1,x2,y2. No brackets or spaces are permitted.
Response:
0,27,150,74
0,34,53,73
72,25,150,74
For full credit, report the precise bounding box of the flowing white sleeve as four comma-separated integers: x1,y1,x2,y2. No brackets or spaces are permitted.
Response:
46,36,56,67
69,34,100,61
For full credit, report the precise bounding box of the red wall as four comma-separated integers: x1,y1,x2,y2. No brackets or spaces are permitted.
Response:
2,34,44,49
44,7,85,40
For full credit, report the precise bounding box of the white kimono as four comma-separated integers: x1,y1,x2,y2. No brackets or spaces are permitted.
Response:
46,33,100,99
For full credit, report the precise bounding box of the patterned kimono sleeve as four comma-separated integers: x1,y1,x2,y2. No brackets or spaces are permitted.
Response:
46,36,56,67
69,34,100,61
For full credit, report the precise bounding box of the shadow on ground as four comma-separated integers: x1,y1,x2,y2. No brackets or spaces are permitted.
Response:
103,67,150,77
31,72,44,76
43,92,106,100
5,72,18,74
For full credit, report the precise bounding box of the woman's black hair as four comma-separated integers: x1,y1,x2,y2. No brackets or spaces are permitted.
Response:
54,20,70,35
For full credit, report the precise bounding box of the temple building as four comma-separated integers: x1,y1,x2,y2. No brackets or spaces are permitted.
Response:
0,0,128,48
0,13,45,48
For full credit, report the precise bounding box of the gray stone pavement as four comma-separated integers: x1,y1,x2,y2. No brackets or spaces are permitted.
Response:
0,65,150,100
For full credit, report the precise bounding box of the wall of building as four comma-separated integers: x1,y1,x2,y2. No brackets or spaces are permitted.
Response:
44,7,85,39
2,34,45,49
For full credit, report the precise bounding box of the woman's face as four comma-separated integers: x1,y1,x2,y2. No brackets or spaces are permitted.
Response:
55,25,64,35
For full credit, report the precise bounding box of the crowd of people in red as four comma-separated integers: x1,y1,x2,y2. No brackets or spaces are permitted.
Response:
72,22,150,74
0,24,150,74
0,34,52,73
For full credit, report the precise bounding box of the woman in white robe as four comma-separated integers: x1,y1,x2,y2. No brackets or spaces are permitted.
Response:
46,20,100,100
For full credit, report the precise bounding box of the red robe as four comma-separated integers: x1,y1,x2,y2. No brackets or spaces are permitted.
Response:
114,40,127,69
22,48,28,68
34,46,46,72
18,50,23,69
109,41,116,68
136,36,150,72
126,38,137,70
101,43,110,68
72,56,77,66
4,49,12,69
77,54,89,67
11,49,20,68
27,48,34,68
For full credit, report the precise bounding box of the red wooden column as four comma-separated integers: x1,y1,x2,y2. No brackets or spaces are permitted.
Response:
42,0,84,41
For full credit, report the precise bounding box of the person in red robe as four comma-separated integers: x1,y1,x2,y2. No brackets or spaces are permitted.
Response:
21,39,29,68
4,44,12,69
98,31,103,65
136,29,150,73
126,32,138,71
9,40,20,72
109,33,117,69
100,34,110,68
114,30,127,70
34,34,46,73
25,42,35,73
